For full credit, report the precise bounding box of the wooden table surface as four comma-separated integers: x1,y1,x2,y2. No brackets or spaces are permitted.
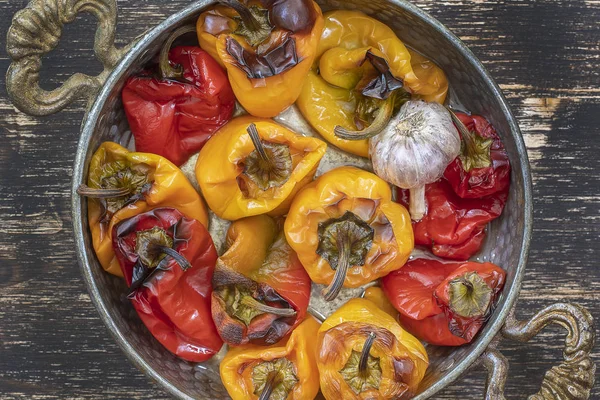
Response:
1,0,598,398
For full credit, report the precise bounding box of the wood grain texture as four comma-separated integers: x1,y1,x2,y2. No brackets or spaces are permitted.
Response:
0,0,598,398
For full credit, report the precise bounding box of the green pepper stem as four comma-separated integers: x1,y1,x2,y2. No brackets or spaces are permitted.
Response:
258,370,283,400
151,245,192,272
76,184,130,198
322,233,351,302
409,185,426,221
247,123,273,167
446,107,489,166
240,296,297,318
334,97,395,141
218,0,261,31
358,332,376,376
158,24,198,80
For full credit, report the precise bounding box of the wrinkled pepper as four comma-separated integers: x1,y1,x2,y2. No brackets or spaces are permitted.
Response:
77,142,208,277
112,208,222,361
296,10,448,157
444,111,511,198
196,0,324,117
196,116,326,220
317,298,428,399
382,258,506,346
285,166,413,301
212,215,311,346
123,26,235,166
397,178,507,260
220,317,320,400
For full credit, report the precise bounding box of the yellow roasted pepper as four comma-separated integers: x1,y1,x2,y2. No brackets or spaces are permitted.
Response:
78,142,208,277
220,316,321,400
197,0,324,118
284,166,413,301
297,10,448,157
196,116,326,220
317,298,428,400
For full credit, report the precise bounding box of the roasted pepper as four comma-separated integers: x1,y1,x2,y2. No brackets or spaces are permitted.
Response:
77,142,208,277
220,317,320,400
317,298,428,400
196,116,326,220
196,0,324,117
296,10,448,157
212,215,311,346
444,111,511,198
382,258,506,346
285,166,413,301
397,178,507,260
112,208,222,361
122,26,235,166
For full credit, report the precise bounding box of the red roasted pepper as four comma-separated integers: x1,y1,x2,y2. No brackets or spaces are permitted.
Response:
444,112,511,199
122,26,235,166
112,207,222,362
382,258,506,346
397,179,507,260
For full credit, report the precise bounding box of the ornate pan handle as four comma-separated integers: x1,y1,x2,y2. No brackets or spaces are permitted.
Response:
482,303,596,399
6,0,133,116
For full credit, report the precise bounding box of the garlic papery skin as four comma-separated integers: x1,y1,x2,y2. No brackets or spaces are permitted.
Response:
369,101,460,220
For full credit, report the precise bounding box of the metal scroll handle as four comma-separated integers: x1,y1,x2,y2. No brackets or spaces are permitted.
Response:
6,0,133,116
482,303,596,399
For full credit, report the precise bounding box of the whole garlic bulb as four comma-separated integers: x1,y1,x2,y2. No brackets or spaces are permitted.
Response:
370,101,460,220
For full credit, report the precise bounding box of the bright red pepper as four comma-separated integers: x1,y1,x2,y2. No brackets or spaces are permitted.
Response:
122,41,235,166
397,179,507,260
112,207,223,362
381,258,506,346
444,112,511,199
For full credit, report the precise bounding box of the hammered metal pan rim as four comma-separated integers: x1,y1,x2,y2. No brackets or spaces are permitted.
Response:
71,1,533,398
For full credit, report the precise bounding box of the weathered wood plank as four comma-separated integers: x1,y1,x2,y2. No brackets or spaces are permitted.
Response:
0,0,598,398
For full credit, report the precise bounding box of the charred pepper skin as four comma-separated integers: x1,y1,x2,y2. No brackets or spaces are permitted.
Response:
197,0,324,118
381,258,506,346
220,317,320,400
123,46,235,166
81,142,208,277
112,208,222,362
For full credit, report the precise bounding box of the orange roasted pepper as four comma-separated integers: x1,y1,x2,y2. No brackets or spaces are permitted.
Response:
297,10,448,157
78,142,208,276
317,298,428,400
196,116,326,220
197,0,324,117
284,166,413,301
220,317,320,400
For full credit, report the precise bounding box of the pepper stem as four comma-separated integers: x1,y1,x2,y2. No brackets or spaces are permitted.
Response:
158,25,198,80
334,96,395,141
446,107,493,172
247,123,272,167
152,245,192,271
322,233,351,302
258,370,283,400
77,184,130,198
409,186,426,221
240,296,297,318
218,0,262,31
359,333,377,376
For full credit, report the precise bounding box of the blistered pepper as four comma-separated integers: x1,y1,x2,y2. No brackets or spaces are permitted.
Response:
122,26,235,166
285,166,413,301
196,116,326,220
212,215,311,346
397,178,507,260
296,10,448,157
77,142,208,277
196,0,324,117
317,298,428,400
444,111,511,198
220,317,320,400
382,258,506,346
112,208,222,361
